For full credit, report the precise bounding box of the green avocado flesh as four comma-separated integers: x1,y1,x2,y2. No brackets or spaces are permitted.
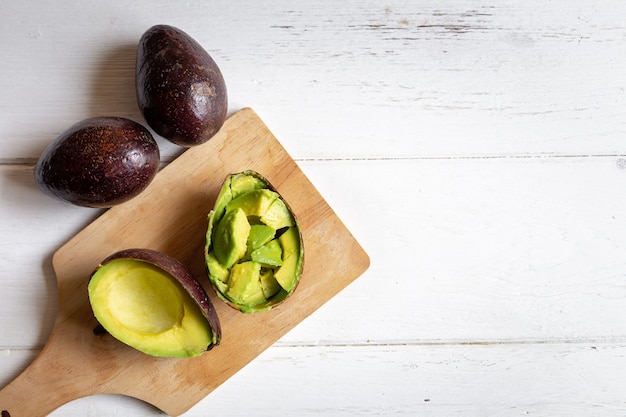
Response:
88,259,214,357
205,171,303,313
213,207,250,269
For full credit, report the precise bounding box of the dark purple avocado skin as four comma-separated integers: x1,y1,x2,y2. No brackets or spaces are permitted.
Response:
34,117,160,208
136,24,228,147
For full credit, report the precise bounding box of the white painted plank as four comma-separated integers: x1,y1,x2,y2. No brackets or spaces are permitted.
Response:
199,342,626,417
0,165,102,348
1,1,626,161
3,156,626,350
289,156,626,344
2,342,626,416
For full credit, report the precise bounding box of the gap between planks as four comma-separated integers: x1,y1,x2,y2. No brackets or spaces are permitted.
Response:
4,153,626,167
2,337,624,353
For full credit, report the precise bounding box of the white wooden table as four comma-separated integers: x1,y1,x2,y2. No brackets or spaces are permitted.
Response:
2,1,626,415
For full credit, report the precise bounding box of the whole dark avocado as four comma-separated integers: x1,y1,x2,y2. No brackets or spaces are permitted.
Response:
34,117,160,208
136,24,228,147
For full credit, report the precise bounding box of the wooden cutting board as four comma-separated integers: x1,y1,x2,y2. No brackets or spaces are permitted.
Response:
0,108,370,417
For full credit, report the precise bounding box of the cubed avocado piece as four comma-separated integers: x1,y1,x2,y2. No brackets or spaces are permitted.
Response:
250,239,283,267
212,207,250,269
261,197,295,230
260,268,282,299
211,276,228,295
206,252,230,283
225,189,278,218
212,172,268,224
230,174,267,198
247,224,276,251
274,227,302,293
211,177,234,224
226,261,266,307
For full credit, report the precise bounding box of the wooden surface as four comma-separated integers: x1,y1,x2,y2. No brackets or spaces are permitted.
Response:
2,1,626,415
0,109,369,416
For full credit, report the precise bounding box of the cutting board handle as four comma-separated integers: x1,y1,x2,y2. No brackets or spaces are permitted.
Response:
0,342,84,417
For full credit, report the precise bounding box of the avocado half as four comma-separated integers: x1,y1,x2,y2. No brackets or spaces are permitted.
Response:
88,248,221,357
205,171,304,313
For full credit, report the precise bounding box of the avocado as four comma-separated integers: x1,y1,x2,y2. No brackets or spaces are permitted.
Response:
259,268,282,299
274,227,302,293
245,224,276,258
212,173,267,224
230,174,267,199
136,25,227,147
226,261,266,308
212,207,250,269
260,197,295,230
211,180,233,225
250,239,283,267
225,189,278,218
88,249,221,358
248,224,276,247
206,252,229,293
205,171,304,313
34,117,160,208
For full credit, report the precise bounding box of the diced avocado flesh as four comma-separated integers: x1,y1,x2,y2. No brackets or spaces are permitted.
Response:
206,171,303,313
212,207,250,269
250,239,283,267
260,268,282,299
206,253,229,283
88,259,213,358
261,198,295,230
212,181,233,223
274,227,302,292
213,174,266,222
230,174,266,198
247,224,276,253
226,261,266,306
225,189,278,218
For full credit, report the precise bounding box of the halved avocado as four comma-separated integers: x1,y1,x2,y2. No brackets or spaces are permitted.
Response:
205,171,304,313
88,248,221,357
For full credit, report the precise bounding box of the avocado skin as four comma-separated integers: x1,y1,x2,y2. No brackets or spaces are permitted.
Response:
34,117,160,208
136,24,228,147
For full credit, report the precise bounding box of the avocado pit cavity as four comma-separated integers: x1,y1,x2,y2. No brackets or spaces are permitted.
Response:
104,261,184,334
